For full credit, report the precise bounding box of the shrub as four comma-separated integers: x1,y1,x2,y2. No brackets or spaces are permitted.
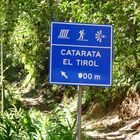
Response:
0,105,76,140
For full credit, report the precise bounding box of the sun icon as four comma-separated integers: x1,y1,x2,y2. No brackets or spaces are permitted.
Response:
95,30,106,43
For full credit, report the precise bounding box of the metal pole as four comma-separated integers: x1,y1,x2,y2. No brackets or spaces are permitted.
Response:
77,86,82,140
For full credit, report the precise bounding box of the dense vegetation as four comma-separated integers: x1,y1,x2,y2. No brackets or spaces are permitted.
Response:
0,106,76,140
0,0,140,139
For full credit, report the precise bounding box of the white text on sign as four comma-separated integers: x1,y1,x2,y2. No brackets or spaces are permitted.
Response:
63,59,99,67
61,49,101,67
61,49,101,58
78,73,101,80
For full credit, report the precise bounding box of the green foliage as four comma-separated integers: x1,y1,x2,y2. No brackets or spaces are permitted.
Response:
1,0,139,85
63,0,140,107
1,0,51,87
0,105,76,140
1,0,140,120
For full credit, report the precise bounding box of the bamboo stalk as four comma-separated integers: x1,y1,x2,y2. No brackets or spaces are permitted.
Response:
1,32,4,113
0,2,4,113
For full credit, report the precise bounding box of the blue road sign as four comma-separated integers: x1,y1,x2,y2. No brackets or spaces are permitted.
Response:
49,22,113,86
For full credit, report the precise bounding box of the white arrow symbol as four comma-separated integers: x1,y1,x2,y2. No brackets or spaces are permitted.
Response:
61,71,68,79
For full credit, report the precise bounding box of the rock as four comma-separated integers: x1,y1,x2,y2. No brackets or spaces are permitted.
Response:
107,120,124,130
131,133,140,140
126,132,140,140
130,119,140,130
118,92,140,120
106,134,125,140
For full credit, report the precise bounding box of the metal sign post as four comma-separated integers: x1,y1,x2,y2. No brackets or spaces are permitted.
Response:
49,21,113,140
77,86,82,140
